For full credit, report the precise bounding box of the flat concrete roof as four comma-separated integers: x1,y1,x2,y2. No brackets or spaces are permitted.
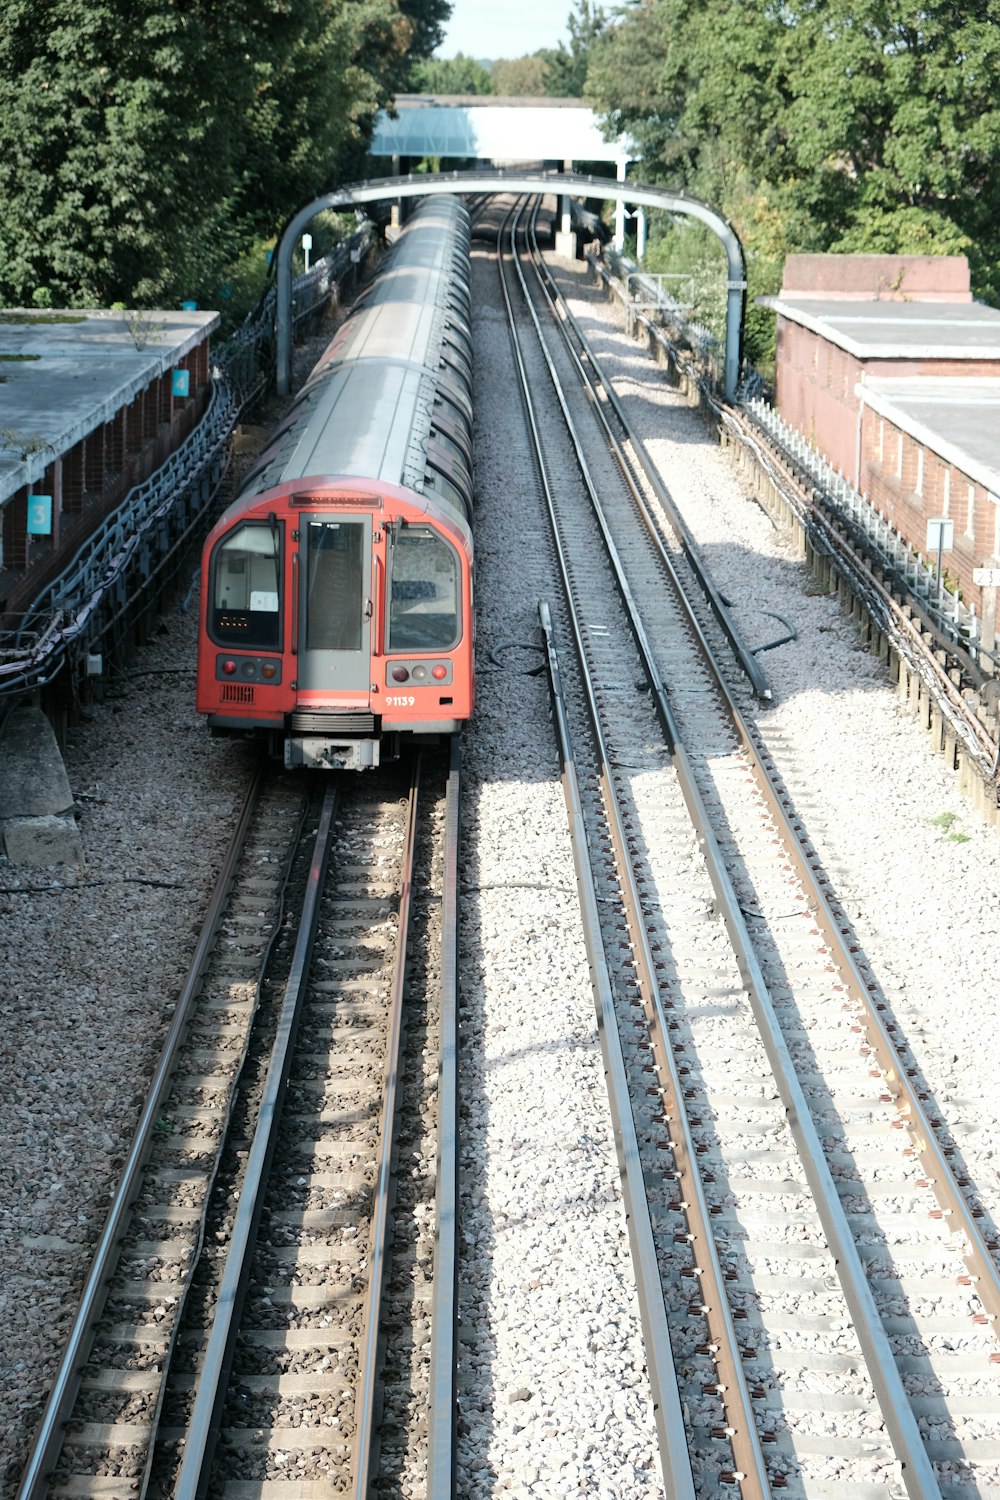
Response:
759,295,1000,360
857,376,1000,498
0,307,220,503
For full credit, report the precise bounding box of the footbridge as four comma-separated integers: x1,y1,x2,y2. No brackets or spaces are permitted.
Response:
371,95,633,241
275,168,747,399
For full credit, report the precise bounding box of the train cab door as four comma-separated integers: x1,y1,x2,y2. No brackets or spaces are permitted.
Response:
296,513,373,696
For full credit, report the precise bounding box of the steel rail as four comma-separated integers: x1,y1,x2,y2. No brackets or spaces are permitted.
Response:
537,604,699,1500
497,200,697,1500
526,200,774,1497
537,207,1000,1333
427,737,463,1498
509,202,946,1499
530,234,771,701
701,425,1000,1322
592,254,1000,781
517,202,770,1500
173,780,342,1499
352,757,423,1497
539,582,773,1500
16,760,269,1500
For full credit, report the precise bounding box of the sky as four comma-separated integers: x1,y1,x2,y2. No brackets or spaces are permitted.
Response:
435,0,571,60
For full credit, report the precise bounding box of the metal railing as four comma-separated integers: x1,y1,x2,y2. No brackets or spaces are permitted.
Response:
617,258,720,364
1,377,237,694
742,396,1000,676
594,251,723,399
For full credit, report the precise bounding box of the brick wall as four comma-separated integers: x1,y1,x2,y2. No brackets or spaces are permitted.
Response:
859,411,1000,633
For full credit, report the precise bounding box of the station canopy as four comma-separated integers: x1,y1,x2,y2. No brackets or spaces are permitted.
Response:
370,96,630,165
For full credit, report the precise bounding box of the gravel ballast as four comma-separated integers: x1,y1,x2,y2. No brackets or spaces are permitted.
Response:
1,241,998,1496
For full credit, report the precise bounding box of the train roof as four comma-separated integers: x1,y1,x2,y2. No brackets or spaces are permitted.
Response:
238,196,473,529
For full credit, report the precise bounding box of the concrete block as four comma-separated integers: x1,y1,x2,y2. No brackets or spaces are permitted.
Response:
0,705,74,818
2,814,84,867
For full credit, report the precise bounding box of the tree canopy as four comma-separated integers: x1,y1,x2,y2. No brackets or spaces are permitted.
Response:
540,1,608,97
408,52,494,95
414,2,608,100
584,0,1000,364
0,0,438,312
491,55,549,97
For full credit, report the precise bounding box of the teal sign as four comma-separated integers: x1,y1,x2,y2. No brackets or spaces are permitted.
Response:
181,299,197,311
172,368,190,398
27,494,52,535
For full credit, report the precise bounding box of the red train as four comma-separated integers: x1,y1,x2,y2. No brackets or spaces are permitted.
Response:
196,196,475,769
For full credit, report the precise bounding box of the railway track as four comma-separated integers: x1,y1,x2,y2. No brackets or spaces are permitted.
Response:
603,258,1000,810
497,196,1000,1499
18,747,462,1499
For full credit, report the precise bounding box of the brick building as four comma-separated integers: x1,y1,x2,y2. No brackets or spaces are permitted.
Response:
759,256,1000,647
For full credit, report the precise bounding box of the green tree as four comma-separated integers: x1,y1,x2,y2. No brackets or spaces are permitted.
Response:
409,52,494,94
237,0,410,235
783,0,1000,293
542,0,608,99
586,0,1000,366
0,0,416,311
0,0,249,306
584,0,686,176
491,55,548,96
398,0,451,60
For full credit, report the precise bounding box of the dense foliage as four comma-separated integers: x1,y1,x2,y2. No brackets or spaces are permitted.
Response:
0,0,440,313
585,0,1000,366
540,0,608,98
408,52,495,94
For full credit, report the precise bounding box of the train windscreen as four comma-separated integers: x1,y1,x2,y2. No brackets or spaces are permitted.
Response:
211,521,281,647
387,524,460,651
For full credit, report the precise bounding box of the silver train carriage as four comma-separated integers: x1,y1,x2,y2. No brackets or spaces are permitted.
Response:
197,195,476,770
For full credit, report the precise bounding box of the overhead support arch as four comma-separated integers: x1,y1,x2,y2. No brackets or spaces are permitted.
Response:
275,168,747,399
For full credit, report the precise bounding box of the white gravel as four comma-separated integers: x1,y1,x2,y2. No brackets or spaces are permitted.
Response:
1,242,999,1497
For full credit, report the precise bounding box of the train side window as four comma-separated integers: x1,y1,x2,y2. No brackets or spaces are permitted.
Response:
428,423,466,468
437,371,472,426
387,524,461,651
211,521,281,647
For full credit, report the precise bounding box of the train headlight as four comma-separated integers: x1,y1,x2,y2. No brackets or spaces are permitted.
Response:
222,660,237,675
391,666,410,683
411,664,429,682
432,664,448,680
260,662,278,680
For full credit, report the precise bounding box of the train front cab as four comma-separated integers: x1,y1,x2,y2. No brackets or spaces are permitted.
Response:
199,485,474,770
